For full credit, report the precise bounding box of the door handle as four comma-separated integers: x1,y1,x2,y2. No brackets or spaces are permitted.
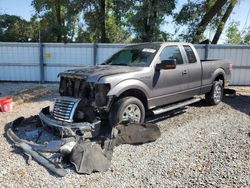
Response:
182,70,188,75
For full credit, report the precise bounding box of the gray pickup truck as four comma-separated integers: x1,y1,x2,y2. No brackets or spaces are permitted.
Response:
39,42,232,135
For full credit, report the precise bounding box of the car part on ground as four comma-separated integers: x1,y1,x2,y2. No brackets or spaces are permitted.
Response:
223,88,236,96
39,106,101,138
5,115,161,176
6,117,68,177
112,122,161,146
70,139,112,174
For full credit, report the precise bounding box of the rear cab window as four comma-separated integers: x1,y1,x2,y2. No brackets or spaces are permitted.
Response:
183,45,197,64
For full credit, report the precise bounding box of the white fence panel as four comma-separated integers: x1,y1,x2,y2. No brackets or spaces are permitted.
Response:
0,43,40,81
208,45,250,85
0,43,250,85
194,45,206,60
43,43,94,81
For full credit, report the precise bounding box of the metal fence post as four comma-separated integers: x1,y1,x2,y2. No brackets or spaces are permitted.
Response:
205,44,209,60
39,43,45,83
93,43,97,65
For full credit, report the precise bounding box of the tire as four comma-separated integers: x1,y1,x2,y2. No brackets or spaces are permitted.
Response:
205,80,223,105
109,97,145,127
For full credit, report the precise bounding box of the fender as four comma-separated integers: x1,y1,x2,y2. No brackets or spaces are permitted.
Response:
107,79,150,98
211,68,226,83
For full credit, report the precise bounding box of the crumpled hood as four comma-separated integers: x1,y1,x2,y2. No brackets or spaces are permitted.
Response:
58,65,144,82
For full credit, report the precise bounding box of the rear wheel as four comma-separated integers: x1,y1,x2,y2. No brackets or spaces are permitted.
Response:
205,80,223,105
109,97,145,127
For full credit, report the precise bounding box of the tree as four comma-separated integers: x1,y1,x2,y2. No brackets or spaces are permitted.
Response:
78,0,110,42
211,0,238,44
32,0,78,42
175,0,237,43
0,14,31,42
242,28,250,44
174,0,206,42
72,0,130,43
75,12,130,43
175,0,225,42
127,0,175,42
193,0,228,43
226,21,242,44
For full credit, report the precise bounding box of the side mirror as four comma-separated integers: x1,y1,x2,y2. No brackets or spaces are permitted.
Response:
156,59,176,70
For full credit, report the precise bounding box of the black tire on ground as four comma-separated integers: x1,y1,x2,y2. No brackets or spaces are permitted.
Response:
109,97,145,127
205,80,224,105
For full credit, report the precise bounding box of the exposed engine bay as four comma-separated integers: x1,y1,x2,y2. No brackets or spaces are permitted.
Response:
59,76,111,108
58,75,112,119
38,75,114,139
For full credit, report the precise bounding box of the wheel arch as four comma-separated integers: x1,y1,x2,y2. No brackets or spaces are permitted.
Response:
214,74,225,87
107,79,150,110
117,89,148,110
212,68,226,87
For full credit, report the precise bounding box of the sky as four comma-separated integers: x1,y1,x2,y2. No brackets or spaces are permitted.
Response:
0,0,250,43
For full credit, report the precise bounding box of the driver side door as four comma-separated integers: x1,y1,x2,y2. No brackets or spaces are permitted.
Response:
149,45,189,107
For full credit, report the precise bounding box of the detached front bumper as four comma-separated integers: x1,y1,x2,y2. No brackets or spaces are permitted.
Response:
39,107,101,138
6,116,68,177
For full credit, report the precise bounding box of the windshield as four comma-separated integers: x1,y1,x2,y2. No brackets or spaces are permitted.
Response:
103,48,157,67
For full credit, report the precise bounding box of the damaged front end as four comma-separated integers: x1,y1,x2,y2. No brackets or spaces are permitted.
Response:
5,73,161,177
39,75,114,138
5,75,116,177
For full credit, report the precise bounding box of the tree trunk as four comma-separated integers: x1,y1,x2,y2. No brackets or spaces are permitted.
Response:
142,0,156,42
142,1,151,42
100,0,107,42
55,0,62,42
142,16,150,42
193,0,228,43
212,0,238,44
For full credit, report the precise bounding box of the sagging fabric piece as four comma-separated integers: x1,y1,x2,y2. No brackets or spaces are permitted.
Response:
70,122,161,174
70,139,111,174
113,122,161,146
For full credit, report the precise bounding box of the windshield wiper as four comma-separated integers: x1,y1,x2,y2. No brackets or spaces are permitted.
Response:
110,63,129,66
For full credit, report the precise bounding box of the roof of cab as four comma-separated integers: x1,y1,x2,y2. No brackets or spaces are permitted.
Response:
125,42,192,50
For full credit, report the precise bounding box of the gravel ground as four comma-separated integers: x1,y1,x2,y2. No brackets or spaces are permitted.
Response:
0,83,249,187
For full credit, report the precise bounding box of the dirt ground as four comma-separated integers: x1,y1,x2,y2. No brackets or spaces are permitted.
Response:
0,83,249,187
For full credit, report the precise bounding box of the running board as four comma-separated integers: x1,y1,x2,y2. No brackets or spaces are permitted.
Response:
152,98,201,115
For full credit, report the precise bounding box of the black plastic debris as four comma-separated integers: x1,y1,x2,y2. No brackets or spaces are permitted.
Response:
113,122,161,146
70,139,111,174
69,122,161,174
6,116,161,176
224,88,236,96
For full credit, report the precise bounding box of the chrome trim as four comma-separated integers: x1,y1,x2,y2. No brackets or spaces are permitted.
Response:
52,96,81,122
39,109,100,131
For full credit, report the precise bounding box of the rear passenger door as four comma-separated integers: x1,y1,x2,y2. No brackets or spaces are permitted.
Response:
181,45,202,96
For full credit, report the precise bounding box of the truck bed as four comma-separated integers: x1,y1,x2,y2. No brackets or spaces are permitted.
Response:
201,59,231,88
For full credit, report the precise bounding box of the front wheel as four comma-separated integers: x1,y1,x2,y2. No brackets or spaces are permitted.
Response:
109,97,145,127
205,80,223,105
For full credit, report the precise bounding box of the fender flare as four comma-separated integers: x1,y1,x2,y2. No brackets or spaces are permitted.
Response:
211,68,226,84
107,79,150,98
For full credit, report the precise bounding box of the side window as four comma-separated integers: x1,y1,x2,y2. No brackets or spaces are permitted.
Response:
160,46,184,65
184,45,197,63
